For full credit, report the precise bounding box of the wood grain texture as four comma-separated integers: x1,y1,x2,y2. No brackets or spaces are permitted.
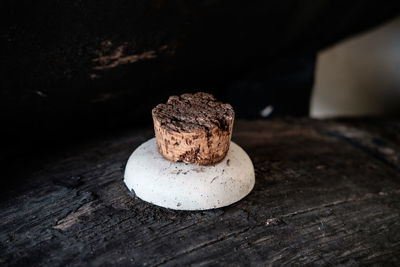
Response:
1,119,400,266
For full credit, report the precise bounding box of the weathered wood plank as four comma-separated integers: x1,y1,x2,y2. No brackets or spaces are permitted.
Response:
1,119,399,266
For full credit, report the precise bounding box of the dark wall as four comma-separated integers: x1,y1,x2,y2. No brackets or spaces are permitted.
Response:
1,0,400,155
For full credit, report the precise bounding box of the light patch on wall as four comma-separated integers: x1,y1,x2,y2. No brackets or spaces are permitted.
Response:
310,16,400,118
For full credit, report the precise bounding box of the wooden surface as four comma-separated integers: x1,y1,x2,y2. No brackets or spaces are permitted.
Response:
1,118,400,266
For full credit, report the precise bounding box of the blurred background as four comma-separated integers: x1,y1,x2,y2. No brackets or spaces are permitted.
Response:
311,15,400,118
1,1,400,161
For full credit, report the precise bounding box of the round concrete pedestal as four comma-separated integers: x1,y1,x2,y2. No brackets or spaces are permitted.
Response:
124,138,255,210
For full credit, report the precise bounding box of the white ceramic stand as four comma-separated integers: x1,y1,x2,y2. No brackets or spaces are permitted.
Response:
124,138,255,210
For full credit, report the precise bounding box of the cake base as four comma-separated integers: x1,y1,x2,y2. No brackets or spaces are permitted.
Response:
124,138,255,210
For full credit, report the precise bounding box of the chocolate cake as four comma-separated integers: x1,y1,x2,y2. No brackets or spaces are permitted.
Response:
152,92,235,165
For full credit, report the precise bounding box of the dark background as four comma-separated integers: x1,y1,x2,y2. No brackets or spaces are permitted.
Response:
1,0,400,164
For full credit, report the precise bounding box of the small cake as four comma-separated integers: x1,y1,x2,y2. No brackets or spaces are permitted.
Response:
152,92,235,165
